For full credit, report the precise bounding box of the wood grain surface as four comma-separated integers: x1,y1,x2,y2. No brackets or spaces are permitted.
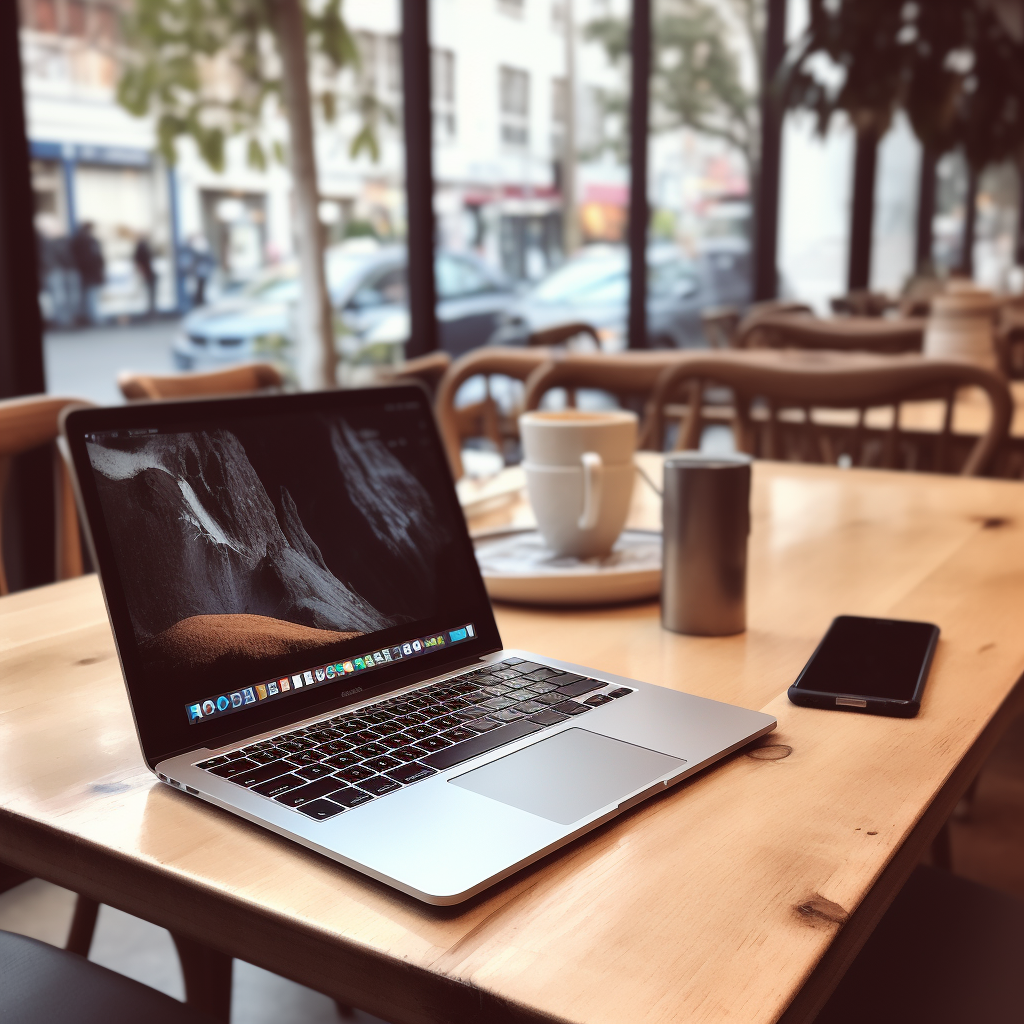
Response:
1,460,1023,1024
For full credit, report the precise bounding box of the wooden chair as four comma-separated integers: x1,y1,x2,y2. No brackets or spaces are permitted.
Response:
701,306,741,348
435,347,553,478
647,350,1012,477
524,322,602,348
117,362,284,401
735,311,926,354
519,349,733,451
0,395,110,968
385,351,452,398
0,395,87,595
830,290,896,317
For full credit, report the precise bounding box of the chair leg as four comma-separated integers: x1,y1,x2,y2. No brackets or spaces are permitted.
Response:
171,932,233,1023
65,895,100,957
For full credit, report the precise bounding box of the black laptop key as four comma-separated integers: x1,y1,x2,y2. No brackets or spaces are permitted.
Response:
391,746,426,762
465,717,501,733
358,713,389,725
225,749,250,760
403,724,436,740
386,763,437,785
414,736,452,753
526,680,559,694
197,756,229,769
501,657,525,665
585,694,614,706
372,723,403,737
275,740,307,754
323,752,361,770
294,763,335,781
251,773,307,797
528,709,570,726
330,786,374,808
364,755,402,772
522,668,559,681
245,749,281,766
285,750,322,767
515,700,547,715
355,776,402,797
318,739,353,756
431,715,461,731
511,661,545,674
336,764,375,783
232,760,293,787
395,713,429,727
490,708,525,723
297,798,346,820
421,720,543,771
608,687,633,698
348,730,381,745
440,727,476,743
552,700,589,716
556,678,605,698
208,758,259,778
275,776,346,807
480,697,515,711
531,692,567,707
353,742,391,759
376,733,408,750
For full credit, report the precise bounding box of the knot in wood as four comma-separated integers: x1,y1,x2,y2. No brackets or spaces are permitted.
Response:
794,894,849,928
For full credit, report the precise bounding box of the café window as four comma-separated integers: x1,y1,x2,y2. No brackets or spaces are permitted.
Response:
432,47,456,143
499,65,530,150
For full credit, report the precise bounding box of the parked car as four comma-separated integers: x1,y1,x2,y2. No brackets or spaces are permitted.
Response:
172,244,516,370
491,242,750,350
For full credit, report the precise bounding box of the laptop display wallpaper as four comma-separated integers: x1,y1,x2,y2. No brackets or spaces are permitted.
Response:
85,404,463,700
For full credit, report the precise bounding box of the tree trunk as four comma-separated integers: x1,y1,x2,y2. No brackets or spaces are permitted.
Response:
270,0,336,389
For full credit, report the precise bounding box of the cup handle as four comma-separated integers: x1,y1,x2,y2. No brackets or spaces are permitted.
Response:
578,451,603,530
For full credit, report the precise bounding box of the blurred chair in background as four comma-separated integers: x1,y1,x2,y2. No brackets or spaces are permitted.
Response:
117,363,284,402
647,351,1011,476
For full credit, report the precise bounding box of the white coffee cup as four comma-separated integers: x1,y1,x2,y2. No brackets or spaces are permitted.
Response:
519,409,638,558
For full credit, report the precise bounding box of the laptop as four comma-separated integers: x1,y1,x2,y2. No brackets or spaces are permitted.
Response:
61,384,776,905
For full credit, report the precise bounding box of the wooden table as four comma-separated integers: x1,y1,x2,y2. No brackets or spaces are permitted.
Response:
2,460,1024,1024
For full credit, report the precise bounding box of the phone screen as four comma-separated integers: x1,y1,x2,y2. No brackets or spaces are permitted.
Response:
793,616,938,700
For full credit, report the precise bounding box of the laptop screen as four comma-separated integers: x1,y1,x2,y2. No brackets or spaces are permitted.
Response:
64,386,500,764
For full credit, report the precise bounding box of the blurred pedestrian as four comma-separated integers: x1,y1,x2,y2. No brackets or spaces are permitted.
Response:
70,222,105,326
133,234,158,317
189,235,215,306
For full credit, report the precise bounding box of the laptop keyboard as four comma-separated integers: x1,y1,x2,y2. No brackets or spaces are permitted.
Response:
193,658,635,821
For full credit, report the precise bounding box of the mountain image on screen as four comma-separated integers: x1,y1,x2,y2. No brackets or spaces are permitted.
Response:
86,417,447,692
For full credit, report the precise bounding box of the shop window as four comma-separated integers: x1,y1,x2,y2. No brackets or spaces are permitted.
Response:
499,66,530,149
432,48,456,142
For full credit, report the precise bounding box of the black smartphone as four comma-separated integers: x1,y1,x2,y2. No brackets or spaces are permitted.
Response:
788,615,940,718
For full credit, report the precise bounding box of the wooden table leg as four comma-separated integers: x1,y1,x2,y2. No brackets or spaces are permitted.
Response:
65,894,100,957
171,932,233,1023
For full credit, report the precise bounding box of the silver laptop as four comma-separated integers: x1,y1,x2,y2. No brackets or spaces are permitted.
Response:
61,384,775,905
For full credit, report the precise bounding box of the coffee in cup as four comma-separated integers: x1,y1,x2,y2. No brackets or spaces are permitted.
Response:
519,409,638,558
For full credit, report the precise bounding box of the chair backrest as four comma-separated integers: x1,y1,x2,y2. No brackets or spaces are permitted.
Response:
525,322,602,348
520,349,704,449
701,306,741,348
647,351,1013,477
0,395,92,595
117,362,285,401
435,347,554,478
736,312,926,354
387,351,452,397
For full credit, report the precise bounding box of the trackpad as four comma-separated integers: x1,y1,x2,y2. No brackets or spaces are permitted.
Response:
449,728,685,826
